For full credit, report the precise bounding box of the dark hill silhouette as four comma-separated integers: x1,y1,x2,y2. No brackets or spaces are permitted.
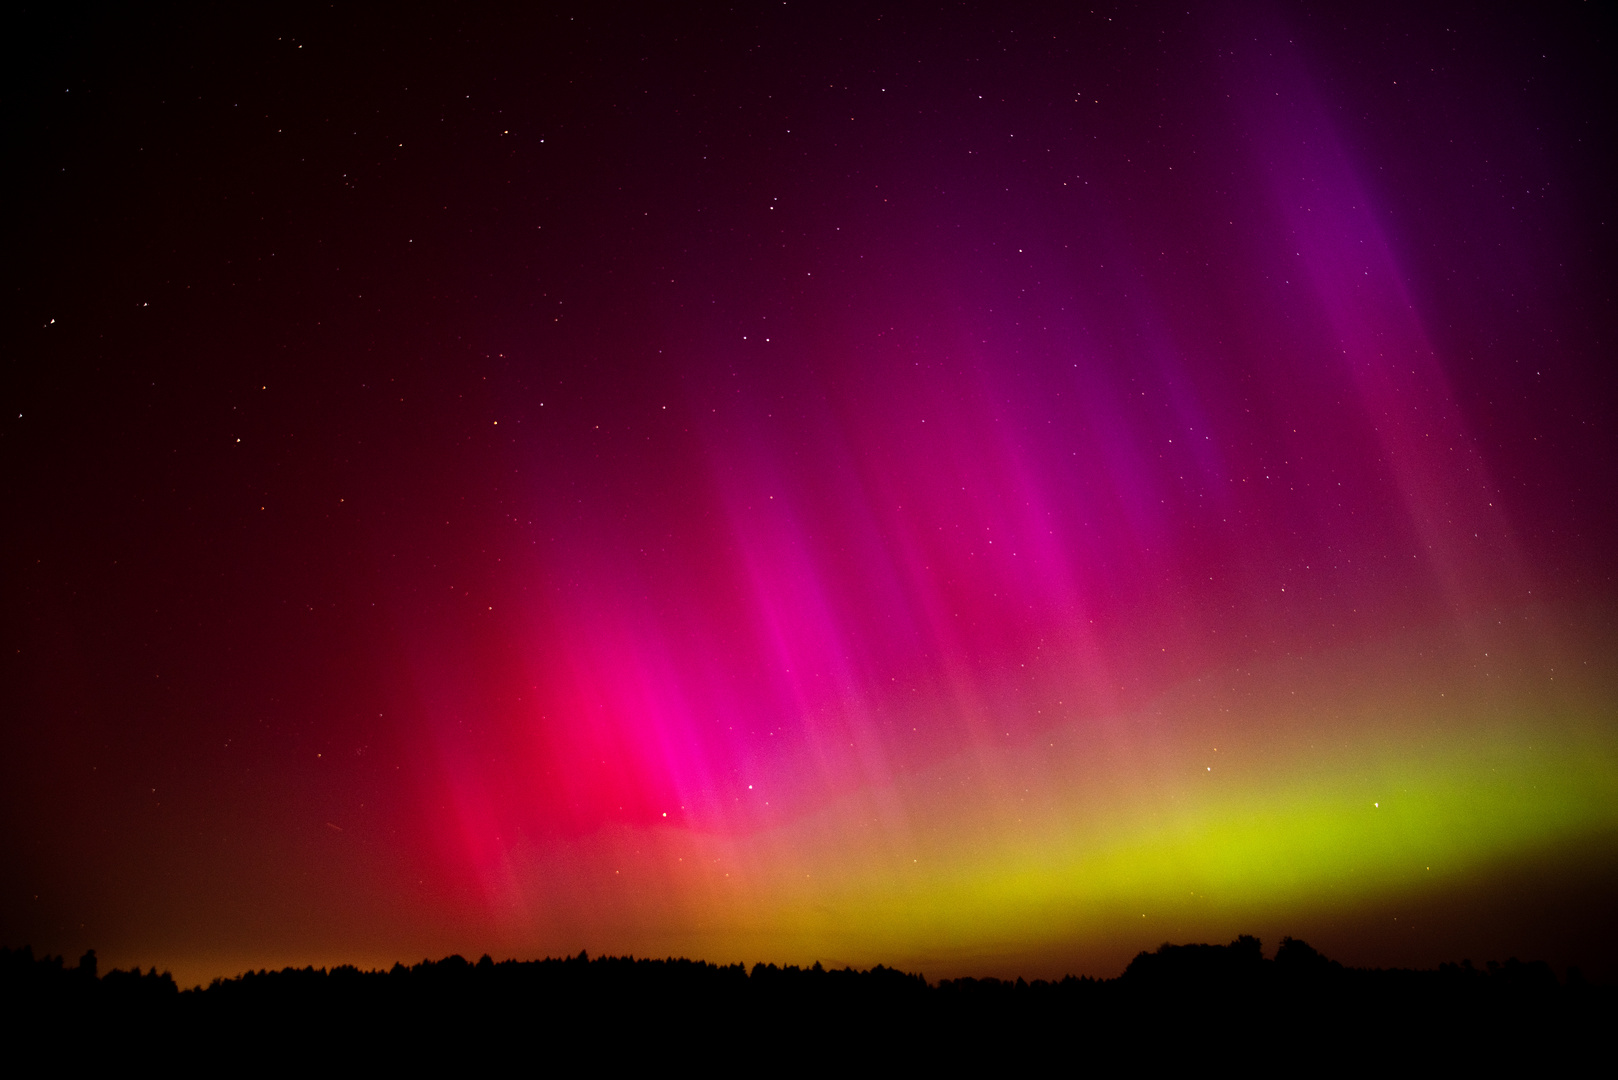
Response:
2,938,1606,1062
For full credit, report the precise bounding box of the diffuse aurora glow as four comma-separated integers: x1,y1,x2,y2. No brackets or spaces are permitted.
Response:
412,32,1617,974
439,603,1616,974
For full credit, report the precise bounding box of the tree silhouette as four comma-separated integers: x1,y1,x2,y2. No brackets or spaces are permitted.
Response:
0,936,1606,1059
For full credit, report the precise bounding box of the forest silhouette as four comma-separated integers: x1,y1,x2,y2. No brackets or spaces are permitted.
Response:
2,936,1605,1059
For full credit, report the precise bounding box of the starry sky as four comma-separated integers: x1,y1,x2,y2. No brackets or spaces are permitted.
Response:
5,2,1617,987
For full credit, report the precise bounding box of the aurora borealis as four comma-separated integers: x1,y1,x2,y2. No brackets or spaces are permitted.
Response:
5,3,1616,987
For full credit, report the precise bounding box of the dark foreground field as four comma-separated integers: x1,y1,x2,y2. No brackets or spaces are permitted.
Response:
4,937,1610,1063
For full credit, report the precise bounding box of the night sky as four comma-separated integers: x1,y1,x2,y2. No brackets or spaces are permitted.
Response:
6,2,1617,987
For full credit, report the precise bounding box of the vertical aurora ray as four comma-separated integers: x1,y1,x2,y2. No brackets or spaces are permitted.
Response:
397,21,1618,976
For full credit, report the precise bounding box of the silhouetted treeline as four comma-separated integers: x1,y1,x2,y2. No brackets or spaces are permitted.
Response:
0,945,177,1005
2,938,1607,1060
